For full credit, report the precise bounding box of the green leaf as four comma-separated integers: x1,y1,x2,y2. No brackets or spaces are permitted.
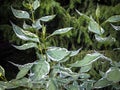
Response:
70,48,82,57
88,18,104,35
80,64,92,73
11,6,30,19
40,15,56,22
0,65,5,77
46,47,71,61
11,22,39,42
33,0,40,10
111,24,120,31
32,19,42,30
96,4,100,18
49,27,73,37
94,78,112,89
23,21,32,30
105,67,120,83
70,52,102,67
47,78,58,90
95,34,116,44
31,60,50,81
12,42,38,50
79,73,90,79
16,63,34,79
106,15,120,22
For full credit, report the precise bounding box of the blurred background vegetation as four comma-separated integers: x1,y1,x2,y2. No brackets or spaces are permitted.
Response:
0,0,120,82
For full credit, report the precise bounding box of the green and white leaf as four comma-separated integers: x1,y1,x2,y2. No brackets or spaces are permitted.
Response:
23,21,32,30
106,15,120,22
47,78,58,90
12,42,38,50
95,34,116,43
111,23,120,31
94,78,112,89
70,52,102,67
11,22,39,42
70,48,82,57
46,47,70,61
80,64,92,73
16,63,34,79
31,60,50,81
0,65,5,77
88,18,104,35
32,19,42,30
49,27,73,37
79,73,90,79
11,6,30,19
40,15,56,22
105,67,120,83
33,0,40,10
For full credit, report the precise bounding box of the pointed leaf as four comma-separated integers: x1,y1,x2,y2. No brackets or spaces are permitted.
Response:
23,21,32,30
11,22,39,42
70,52,102,67
11,6,30,19
33,0,40,10
49,27,73,37
95,34,116,43
80,64,92,73
32,19,42,30
47,78,58,90
111,24,120,31
31,60,50,81
106,15,120,22
70,48,82,57
46,47,70,61
16,63,34,79
0,66,5,77
94,78,112,89
96,5,100,18
12,42,38,50
79,73,90,79
88,19,104,35
105,67,120,82
40,15,56,22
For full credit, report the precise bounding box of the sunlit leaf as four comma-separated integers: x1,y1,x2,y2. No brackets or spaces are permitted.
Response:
16,63,34,79
31,60,50,81
12,42,38,50
88,18,104,35
46,47,71,61
105,67,120,83
49,27,73,37
33,0,40,10
106,15,120,22
11,6,30,19
47,78,58,90
94,78,112,89
79,73,90,79
80,64,92,73
0,65,5,77
70,52,102,67
111,23,120,31
95,34,116,43
11,22,39,42
40,15,56,22
32,19,42,30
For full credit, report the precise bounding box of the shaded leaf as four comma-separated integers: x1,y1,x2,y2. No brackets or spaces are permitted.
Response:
80,64,92,73
70,48,82,57
31,60,50,81
11,6,30,19
105,67,120,83
106,15,120,22
23,21,32,30
94,78,112,89
111,23,120,31
40,15,56,22
33,0,40,10
96,4,100,18
47,78,58,90
46,47,70,61
13,42,38,50
79,73,90,79
32,19,42,30
70,52,102,67
0,65,5,77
